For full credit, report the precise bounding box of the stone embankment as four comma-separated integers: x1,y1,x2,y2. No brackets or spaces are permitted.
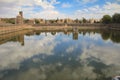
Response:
0,23,120,35
0,24,33,35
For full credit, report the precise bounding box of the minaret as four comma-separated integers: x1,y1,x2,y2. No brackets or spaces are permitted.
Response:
19,11,23,24
16,11,23,24
19,11,23,18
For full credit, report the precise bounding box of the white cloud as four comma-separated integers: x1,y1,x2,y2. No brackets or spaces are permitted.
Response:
34,0,54,9
0,0,61,18
0,0,120,19
76,0,97,4
62,3,72,8
27,9,66,19
72,2,120,19
33,0,60,9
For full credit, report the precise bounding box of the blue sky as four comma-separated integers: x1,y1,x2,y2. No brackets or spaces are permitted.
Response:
0,0,120,19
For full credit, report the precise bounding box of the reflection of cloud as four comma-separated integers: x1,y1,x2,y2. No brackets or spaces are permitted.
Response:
0,32,120,79
80,45,120,66
85,33,101,40
66,45,77,53
64,33,120,66
77,33,120,66
2,64,97,80
0,34,58,70
102,66,120,77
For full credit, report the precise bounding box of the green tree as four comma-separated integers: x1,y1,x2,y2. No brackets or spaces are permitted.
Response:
102,15,112,24
112,13,120,23
35,19,40,24
4,18,15,24
24,19,29,23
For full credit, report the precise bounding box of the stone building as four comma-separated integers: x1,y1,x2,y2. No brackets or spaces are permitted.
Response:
57,19,65,24
89,18,100,24
89,18,95,24
64,18,74,24
27,19,35,25
16,11,23,24
39,19,45,24
0,18,2,24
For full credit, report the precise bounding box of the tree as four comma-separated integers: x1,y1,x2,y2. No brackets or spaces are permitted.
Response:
24,19,29,23
102,15,112,24
4,18,15,24
35,19,40,24
112,13,120,23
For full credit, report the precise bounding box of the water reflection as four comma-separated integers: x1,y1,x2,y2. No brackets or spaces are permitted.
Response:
0,29,120,80
0,30,30,46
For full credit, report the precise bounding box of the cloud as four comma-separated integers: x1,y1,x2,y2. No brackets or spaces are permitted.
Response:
0,0,120,19
34,0,57,9
62,3,72,8
0,0,61,18
76,0,97,4
72,2,120,19
27,9,66,19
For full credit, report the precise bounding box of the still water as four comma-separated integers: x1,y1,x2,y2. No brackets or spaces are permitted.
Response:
0,29,120,80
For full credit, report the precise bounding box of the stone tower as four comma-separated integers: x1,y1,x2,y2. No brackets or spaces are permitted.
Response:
16,11,23,24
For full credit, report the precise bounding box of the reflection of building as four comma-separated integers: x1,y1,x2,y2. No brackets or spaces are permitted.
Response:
51,32,56,35
17,34,24,46
16,11,23,24
73,32,78,40
72,26,78,40
0,31,27,46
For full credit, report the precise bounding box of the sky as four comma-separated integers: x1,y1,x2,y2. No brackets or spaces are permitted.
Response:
0,0,120,19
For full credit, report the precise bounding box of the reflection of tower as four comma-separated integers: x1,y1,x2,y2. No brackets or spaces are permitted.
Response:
72,26,78,40
16,11,23,24
51,32,56,35
18,34,24,46
73,32,78,40
64,29,68,35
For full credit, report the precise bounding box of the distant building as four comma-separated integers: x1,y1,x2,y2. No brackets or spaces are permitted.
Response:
39,19,45,24
16,11,23,24
64,18,73,24
94,19,100,23
45,20,51,24
57,19,65,24
89,18,95,24
89,18,100,24
0,18,2,24
27,19,35,25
